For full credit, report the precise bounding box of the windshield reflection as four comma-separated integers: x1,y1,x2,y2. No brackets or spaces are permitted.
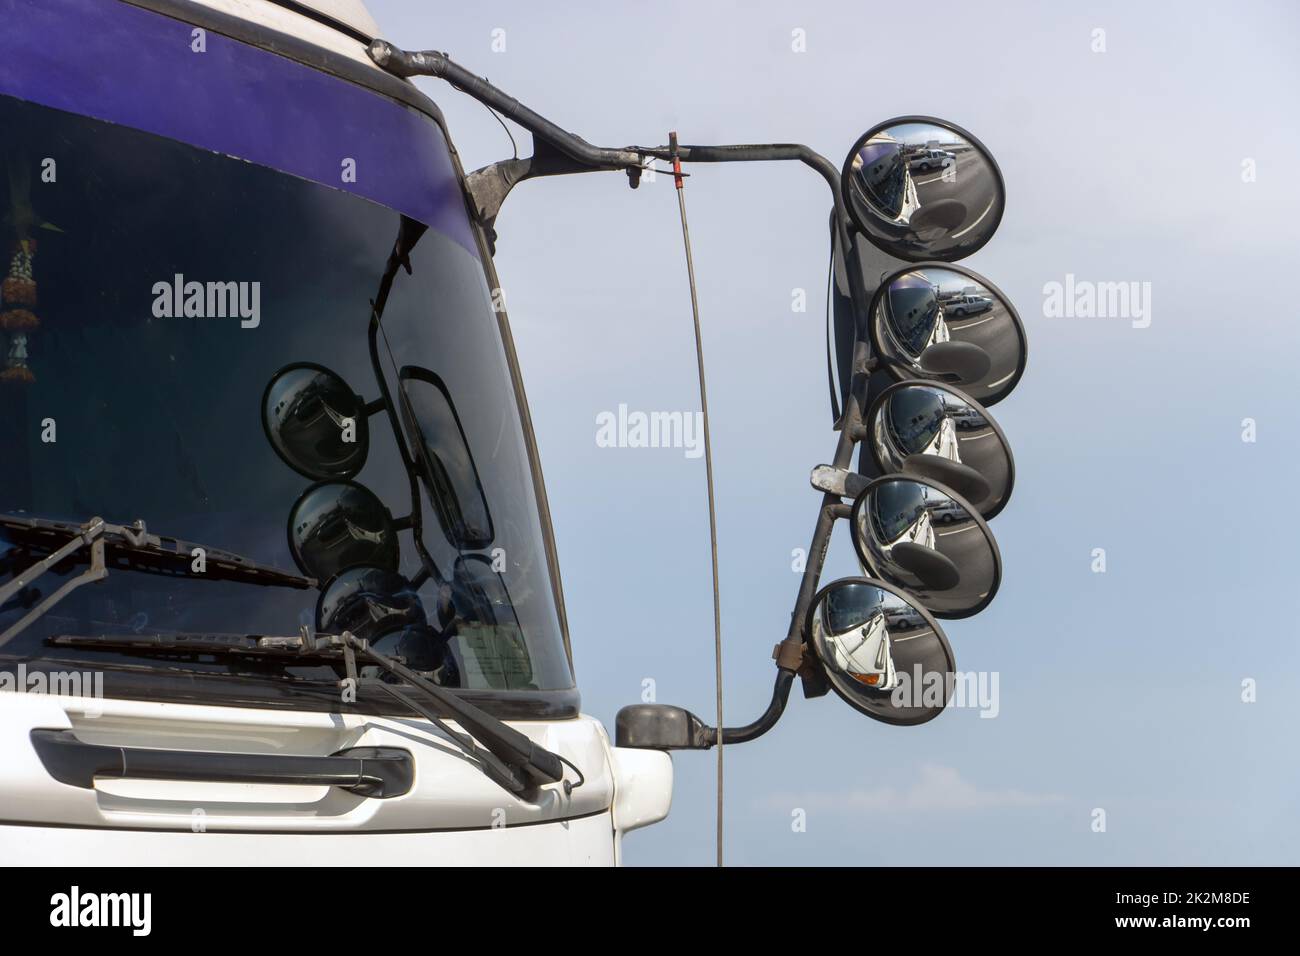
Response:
0,92,570,696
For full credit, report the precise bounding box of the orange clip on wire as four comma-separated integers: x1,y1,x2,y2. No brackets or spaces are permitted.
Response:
669,130,684,190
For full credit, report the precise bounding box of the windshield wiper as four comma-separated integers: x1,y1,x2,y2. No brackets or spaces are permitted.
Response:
46,629,571,798
0,514,314,648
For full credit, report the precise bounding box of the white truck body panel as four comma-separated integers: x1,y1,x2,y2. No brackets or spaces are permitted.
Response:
0,690,671,865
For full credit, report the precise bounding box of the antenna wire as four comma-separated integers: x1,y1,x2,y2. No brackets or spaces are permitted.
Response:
670,131,724,868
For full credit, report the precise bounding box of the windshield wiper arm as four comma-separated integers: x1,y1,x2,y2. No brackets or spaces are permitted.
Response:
0,514,314,648
46,629,570,798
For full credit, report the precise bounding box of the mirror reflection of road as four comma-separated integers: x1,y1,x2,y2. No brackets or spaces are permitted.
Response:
932,516,994,599
912,148,999,239
953,426,1009,496
943,300,1018,390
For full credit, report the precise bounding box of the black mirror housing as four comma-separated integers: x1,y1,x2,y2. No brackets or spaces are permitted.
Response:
615,704,714,750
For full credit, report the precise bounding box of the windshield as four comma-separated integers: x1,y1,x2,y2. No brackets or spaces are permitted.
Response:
854,140,907,218
870,480,929,543
885,387,944,453
0,93,574,701
886,279,942,356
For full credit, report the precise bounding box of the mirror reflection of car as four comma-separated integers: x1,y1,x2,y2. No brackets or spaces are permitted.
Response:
907,148,955,172
947,404,987,429
945,293,994,317
882,604,921,632
930,497,968,525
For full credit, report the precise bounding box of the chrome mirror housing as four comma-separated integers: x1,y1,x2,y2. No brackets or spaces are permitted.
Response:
806,576,956,725
842,116,1005,262
869,263,1026,406
867,381,1014,519
849,475,1002,619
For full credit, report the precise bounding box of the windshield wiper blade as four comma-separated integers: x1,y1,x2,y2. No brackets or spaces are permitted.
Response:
47,629,570,798
0,514,314,648
45,631,343,660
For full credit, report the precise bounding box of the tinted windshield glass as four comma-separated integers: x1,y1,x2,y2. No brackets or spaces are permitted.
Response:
855,141,906,218
886,387,944,453
822,582,885,635
870,480,928,542
887,282,941,355
0,94,573,696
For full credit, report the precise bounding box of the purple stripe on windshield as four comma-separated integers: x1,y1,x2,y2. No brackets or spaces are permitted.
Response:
0,0,480,257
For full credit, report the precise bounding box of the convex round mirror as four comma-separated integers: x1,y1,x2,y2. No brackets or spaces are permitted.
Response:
806,576,956,725
850,475,1001,618
390,626,455,675
262,363,372,480
871,263,1026,406
842,116,1005,262
287,480,400,581
317,565,427,641
316,565,455,678
868,381,1014,519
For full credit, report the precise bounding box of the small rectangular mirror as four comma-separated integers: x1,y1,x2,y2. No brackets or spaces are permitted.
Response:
615,704,713,750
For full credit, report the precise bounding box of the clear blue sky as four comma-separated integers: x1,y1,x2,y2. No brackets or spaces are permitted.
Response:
369,0,1300,865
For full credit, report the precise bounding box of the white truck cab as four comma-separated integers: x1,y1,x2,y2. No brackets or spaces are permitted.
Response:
0,0,670,865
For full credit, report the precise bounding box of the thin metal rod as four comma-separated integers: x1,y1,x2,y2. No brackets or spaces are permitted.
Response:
670,132,724,868
637,143,841,201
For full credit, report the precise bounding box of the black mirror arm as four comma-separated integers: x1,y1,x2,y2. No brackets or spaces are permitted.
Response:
638,142,837,193
616,669,796,751
717,667,796,744
365,41,860,248
369,41,644,172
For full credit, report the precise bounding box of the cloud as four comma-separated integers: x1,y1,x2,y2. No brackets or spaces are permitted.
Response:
760,764,1066,815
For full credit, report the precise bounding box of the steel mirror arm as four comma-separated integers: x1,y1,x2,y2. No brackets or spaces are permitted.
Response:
365,41,852,237
636,142,841,207
616,669,796,750
367,41,642,171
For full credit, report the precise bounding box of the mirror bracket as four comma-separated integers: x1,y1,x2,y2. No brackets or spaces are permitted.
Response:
616,669,797,750
772,638,804,671
798,661,832,699
465,138,631,247
810,464,869,500
779,639,830,697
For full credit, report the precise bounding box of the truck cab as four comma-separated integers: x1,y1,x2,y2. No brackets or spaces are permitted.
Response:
0,0,670,865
